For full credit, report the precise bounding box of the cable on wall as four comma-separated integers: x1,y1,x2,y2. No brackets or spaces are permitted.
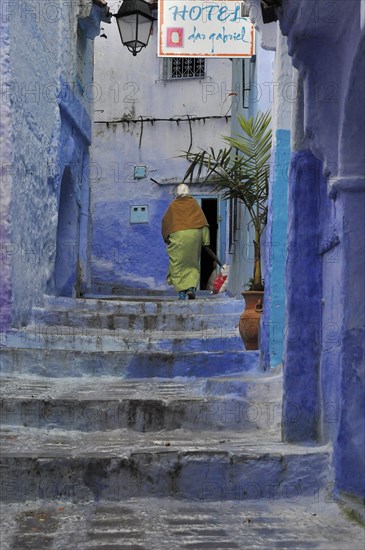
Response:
95,114,231,152
138,115,144,148
94,115,232,124
186,115,193,154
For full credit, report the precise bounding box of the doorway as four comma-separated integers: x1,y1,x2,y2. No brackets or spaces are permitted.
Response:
200,198,218,289
54,167,80,296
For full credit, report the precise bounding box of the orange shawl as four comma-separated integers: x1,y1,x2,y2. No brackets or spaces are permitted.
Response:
162,196,209,242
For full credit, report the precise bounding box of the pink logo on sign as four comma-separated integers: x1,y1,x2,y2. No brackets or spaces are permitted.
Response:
166,27,184,48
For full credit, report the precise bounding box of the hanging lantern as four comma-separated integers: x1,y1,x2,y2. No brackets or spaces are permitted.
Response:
114,0,156,56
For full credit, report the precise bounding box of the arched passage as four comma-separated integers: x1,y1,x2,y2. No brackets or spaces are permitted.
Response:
54,167,80,296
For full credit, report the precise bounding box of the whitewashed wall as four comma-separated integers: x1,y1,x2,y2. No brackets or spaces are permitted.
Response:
91,11,233,289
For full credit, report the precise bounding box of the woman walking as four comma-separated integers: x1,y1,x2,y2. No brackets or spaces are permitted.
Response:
162,184,210,300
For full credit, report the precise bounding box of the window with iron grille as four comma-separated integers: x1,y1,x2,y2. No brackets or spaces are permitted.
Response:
162,57,206,80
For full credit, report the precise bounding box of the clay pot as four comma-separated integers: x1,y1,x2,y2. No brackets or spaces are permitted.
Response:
239,291,264,350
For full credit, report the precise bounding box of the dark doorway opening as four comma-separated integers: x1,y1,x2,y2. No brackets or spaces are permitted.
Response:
200,198,218,289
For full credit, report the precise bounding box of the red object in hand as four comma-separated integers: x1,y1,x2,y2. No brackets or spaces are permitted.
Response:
212,273,227,293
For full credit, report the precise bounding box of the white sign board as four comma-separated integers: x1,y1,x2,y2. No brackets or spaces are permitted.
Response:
158,1,255,57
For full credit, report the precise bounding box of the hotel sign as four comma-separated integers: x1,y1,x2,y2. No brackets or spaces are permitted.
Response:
158,1,255,57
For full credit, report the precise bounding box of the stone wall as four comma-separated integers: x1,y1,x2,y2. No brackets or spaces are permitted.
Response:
1,0,107,328
90,18,233,290
259,30,291,370
277,0,365,501
245,0,364,502
0,12,13,332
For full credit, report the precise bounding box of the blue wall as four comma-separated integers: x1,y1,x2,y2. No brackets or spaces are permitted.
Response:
282,150,324,442
252,0,365,504
0,13,13,332
261,129,289,370
333,188,365,499
281,149,365,500
92,198,170,289
1,2,106,324
47,79,93,297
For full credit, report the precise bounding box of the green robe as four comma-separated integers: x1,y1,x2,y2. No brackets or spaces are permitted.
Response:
166,227,210,292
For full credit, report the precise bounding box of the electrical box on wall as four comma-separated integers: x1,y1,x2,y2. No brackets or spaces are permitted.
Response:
130,205,149,224
134,165,147,179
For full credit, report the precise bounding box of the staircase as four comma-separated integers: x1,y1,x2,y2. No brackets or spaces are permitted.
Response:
1,292,363,549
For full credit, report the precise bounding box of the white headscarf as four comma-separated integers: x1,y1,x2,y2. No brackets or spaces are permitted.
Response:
175,183,190,196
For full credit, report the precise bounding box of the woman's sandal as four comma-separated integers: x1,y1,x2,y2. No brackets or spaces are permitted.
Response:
186,288,196,300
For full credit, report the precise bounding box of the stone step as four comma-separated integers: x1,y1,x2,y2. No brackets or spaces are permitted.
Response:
0,426,330,503
1,497,364,550
31,307,240,332
205,369,283,401
3,327,244,353
87,282,191,296
88,282,178,295
0,374,282,432
0,348,259,378
42,294,245,315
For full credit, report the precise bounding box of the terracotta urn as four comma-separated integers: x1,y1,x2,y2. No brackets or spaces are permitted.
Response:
239,291,264,350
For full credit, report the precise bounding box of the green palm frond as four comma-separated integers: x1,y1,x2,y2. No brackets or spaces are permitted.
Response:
182,110,272,289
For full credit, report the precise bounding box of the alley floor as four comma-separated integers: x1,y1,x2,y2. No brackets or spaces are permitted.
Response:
1,497,365,549
1,292,364,549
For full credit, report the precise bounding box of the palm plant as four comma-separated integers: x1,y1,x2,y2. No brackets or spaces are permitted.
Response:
183,110,272,291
